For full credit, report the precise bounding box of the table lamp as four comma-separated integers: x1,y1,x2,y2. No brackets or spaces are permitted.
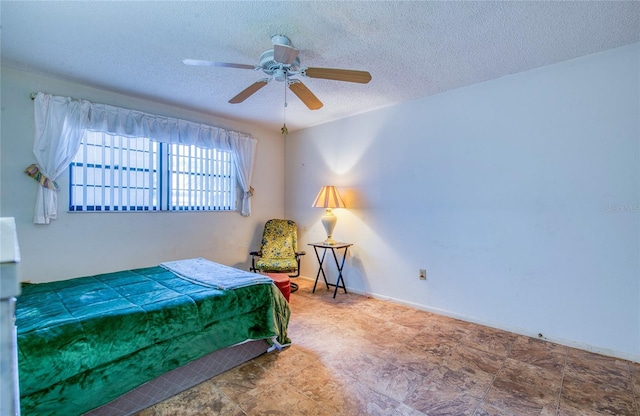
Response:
312,186,346,245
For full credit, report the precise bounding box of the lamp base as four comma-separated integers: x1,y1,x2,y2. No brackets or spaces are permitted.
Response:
321,209,338,246
323,237,338,246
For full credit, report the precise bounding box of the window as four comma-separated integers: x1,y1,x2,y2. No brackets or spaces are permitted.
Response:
167,143,235,211
69,131,236,212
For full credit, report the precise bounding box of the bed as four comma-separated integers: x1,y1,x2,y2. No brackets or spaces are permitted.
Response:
16,258,291,415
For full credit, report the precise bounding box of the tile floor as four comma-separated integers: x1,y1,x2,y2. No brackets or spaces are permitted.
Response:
139,278,640,416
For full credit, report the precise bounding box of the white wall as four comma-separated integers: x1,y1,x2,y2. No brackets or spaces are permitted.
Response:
285,43,640,361
1,67,285,282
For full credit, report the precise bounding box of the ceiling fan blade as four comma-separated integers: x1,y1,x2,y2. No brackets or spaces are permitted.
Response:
288,81,323,110
274,44,299,65
183,59,256,70
304,67,372,84
229,80,268,104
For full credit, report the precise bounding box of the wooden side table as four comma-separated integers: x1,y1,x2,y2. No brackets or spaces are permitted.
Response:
308,242,352,298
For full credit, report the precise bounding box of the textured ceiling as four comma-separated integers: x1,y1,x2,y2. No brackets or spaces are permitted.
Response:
2,1,639,133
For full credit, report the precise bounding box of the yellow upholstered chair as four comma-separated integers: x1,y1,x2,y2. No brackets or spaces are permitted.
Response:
250,219,305,291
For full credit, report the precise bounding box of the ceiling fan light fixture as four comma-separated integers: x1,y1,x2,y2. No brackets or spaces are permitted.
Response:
274,68,287,82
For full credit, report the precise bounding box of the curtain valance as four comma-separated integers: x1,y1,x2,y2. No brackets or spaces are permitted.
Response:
28,92,257,224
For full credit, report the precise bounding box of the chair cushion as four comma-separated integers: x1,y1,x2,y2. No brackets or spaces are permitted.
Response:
255,258,298,272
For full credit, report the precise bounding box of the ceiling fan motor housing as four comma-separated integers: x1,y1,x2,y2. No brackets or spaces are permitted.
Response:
259,50,300,76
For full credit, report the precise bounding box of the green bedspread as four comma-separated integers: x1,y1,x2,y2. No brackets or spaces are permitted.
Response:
16,265,290,415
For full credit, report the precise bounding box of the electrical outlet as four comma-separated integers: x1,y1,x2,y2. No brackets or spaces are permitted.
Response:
419,269,427,280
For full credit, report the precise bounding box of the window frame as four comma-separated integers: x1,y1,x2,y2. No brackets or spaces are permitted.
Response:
68,130,237,213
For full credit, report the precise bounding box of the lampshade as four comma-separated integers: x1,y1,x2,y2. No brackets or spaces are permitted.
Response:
312,186,346,209
312,186,345,245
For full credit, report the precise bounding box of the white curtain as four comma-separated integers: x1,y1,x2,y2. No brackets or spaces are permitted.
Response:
31,94,91,224
230,131,257,216
28,93,257,224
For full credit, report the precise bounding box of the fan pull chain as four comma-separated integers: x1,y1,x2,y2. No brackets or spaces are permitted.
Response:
281,74,289,135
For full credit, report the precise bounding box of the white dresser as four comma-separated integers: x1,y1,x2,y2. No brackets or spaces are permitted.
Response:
1,218,21,416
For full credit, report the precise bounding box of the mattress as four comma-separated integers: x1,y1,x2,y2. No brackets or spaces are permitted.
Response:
16,265,290,415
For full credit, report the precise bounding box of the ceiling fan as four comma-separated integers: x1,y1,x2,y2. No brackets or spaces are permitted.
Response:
183,35,372,111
